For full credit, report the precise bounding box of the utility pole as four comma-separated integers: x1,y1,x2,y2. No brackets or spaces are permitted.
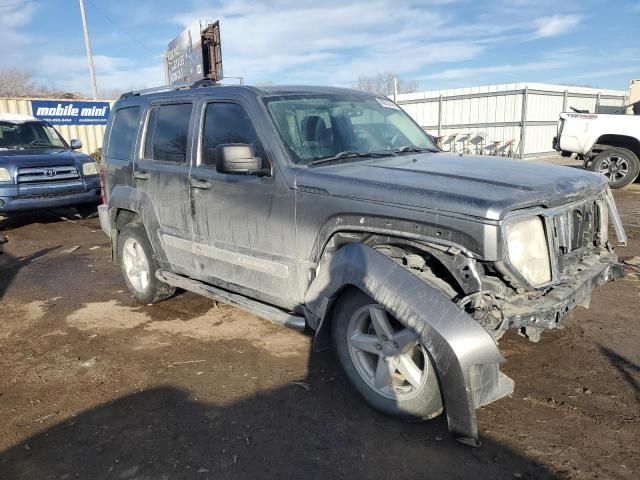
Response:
78,0,98,99
393,76,398,103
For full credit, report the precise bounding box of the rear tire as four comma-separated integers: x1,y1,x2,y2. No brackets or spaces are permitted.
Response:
117,222,175,304
331,289,443,421
591,147,639,189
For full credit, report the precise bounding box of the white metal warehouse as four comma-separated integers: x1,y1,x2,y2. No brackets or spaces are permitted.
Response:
396,83,628,158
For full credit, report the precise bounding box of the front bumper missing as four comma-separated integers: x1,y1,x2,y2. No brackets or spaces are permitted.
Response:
503,253,624,331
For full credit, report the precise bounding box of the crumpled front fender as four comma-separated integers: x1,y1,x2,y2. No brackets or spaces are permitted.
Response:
304,243,514,445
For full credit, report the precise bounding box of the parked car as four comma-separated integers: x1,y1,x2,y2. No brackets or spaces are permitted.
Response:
553,102,640,189
0,113,101,217
99,82,626,446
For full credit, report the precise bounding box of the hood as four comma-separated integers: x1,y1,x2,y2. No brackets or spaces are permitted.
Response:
294,153,606,220
0,148,91,168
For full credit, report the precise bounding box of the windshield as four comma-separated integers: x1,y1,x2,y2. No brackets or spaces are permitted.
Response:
0,121,67,150
264,93,437,164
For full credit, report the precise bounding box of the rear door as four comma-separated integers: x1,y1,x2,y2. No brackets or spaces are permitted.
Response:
134,101,196,274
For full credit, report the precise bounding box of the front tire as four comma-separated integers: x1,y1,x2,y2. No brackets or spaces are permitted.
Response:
117,222,175,304
332,289,443,421
591,147,640,189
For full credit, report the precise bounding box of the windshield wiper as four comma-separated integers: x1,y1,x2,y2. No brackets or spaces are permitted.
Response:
307,150,395,167
393,146,438,154
21,143,65,149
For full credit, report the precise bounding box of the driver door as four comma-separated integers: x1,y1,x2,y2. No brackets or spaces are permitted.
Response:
187,99,298,308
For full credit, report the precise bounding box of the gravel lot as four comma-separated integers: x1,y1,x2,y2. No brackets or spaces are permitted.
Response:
1,162,638,479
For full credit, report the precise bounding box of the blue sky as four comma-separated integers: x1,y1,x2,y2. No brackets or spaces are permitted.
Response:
1,0,639,96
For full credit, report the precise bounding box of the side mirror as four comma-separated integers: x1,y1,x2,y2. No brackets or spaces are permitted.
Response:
219,144,269,176
70,139,83,150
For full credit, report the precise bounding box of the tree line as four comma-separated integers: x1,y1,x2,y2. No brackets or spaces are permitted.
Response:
0,68,419,99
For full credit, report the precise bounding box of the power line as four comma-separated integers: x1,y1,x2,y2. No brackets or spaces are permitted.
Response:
84,0,157,56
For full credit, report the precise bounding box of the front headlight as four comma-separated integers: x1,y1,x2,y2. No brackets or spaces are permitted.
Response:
82,162,98,176
0,168,11,182
506,216,551,287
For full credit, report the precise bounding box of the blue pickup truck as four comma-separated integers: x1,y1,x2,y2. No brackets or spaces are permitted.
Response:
0,113,102,217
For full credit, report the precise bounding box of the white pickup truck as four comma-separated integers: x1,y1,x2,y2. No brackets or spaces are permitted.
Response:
553,102,640,188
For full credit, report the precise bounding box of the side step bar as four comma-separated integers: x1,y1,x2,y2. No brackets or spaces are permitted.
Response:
156,270,306,332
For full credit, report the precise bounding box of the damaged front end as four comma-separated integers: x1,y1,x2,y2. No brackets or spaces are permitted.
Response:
499,250,623,342
482,187,627,341
304,188,625,446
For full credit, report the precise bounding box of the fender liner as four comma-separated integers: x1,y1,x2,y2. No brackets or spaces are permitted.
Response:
106,185,169,265
304,243,514,444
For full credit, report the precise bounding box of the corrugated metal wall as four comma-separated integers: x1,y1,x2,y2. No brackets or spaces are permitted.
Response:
396,83,628,157
0,97,111,155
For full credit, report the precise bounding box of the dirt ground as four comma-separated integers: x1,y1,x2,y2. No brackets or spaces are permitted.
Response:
0,173,638,479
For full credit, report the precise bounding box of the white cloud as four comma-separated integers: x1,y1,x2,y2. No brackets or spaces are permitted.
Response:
557,66,640,82
36,54,164,94
534,14,582,38
0,0,623,93
171,0,492,84
0,4,39,67
169,1,592,86
420,61,557,81
418,47,592,82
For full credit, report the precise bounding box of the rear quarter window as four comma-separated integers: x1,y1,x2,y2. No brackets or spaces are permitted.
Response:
107,106,141,160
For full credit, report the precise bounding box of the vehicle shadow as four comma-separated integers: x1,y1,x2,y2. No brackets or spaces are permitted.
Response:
0,247,59,300
0,208,82,231
0,346,562,480
599,345,640,401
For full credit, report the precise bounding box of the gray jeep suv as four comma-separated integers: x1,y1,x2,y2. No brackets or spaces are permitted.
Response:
99,81,626,445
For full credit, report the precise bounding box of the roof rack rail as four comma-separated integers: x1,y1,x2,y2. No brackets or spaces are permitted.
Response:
119,78,221,99
119,83,190,99
191,78,217,88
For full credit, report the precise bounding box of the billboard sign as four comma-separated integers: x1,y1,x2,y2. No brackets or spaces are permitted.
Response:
201,21,223,82
166,21,205,84
165,20,222,85
31,100,110,125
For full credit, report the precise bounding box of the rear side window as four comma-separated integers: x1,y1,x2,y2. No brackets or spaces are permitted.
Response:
201,103,265,167
144,103,192,163
107,106,141,159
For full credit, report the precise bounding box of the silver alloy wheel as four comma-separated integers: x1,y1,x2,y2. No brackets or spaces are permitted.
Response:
346,304,429,400
598,155,630,182
122,237,150,293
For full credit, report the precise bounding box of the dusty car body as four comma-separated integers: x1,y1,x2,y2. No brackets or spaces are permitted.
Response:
0,114,101,215
98,82,626,446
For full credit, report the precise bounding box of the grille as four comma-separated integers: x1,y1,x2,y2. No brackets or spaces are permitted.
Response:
16,165,79,184
12,190,84,200
552,198,603,270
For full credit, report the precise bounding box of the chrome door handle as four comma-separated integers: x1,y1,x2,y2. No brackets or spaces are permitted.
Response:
190,179,212,190
133,171,149,180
